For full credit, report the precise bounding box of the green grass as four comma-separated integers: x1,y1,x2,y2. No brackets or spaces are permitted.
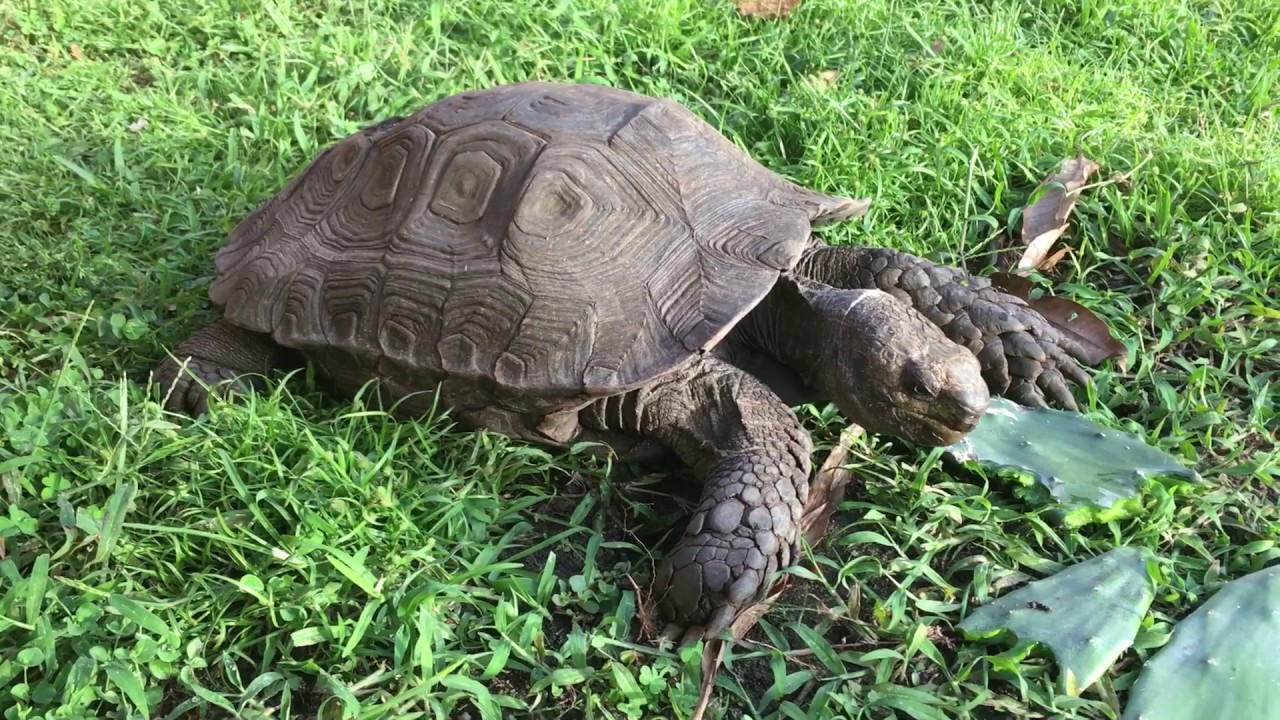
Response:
1,0,1277,717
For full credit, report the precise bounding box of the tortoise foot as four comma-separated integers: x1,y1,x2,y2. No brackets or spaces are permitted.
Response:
153,355,265,415
151,319,291,416
651,454,803,645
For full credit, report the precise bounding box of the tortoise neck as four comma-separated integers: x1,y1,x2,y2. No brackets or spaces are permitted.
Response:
736,275,834,388
793,244,849,285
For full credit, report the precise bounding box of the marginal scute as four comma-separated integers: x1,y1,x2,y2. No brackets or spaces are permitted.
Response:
438,270,535,377
375,254,451,362
318,260,386,351
494,296,598,393
207,80,859,414
274,261,327,346
438,334,481,376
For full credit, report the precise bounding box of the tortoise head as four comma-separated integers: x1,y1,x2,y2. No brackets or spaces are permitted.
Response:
799,284,990,446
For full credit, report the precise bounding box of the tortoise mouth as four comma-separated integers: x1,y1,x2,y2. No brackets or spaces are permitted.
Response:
904,409,982,447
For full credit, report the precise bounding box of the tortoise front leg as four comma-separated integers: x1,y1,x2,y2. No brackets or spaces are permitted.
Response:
795,243,1091,409
581,354,811,644
152,319,299,415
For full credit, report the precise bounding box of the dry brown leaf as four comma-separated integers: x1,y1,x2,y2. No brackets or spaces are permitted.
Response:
69,43,84,60
1025,295,1127,366
800,425,862,546
989,271,1033,301
691,637,729,720
1016,155,1100,273
690,425,864,720
807,69,840,89
691,597,775,720
1039,244,1074,272
735,0,802,19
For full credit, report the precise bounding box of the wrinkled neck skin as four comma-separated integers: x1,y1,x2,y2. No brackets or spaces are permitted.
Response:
733,275,841,397
794,243,858,286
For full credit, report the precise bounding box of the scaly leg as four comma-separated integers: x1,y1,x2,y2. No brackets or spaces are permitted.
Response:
152,319,299,415
581,354,811,643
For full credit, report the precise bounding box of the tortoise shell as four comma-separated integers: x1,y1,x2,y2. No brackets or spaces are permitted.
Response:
208,81,863,416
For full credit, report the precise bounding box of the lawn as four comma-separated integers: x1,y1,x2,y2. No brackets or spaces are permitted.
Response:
1,0,1277,718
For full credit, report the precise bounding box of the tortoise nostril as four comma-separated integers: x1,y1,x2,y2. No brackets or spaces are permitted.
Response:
946,354,990,420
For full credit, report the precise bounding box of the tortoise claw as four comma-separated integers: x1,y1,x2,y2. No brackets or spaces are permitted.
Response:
656,596,741,647
659,617,729,648
150,320,291,417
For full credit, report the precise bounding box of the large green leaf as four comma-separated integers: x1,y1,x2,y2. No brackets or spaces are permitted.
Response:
1121,565,1280,720
958,546,1157,696
948,398,1199,523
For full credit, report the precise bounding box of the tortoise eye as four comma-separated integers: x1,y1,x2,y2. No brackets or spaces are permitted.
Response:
904,361,938,399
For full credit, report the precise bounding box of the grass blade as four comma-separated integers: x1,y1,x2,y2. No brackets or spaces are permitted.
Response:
104,661,150,718
95,481,136,563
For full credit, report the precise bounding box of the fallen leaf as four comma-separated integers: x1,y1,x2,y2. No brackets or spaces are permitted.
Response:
691,636,729,720
1039,244,1073,272
989,273,1126,367
808,69,840,88
690,425,863,720
1025,295,1126,366
69,43,84,60
735,0,801,19
1016,155,1100,272
799,424,862,546
989,271,1033,301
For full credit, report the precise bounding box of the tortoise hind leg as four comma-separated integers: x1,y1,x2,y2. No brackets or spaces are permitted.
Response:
152,319,299,415
581,354,812,644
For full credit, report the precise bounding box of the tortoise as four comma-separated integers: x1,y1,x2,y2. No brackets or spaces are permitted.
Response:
153,81,1090,643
